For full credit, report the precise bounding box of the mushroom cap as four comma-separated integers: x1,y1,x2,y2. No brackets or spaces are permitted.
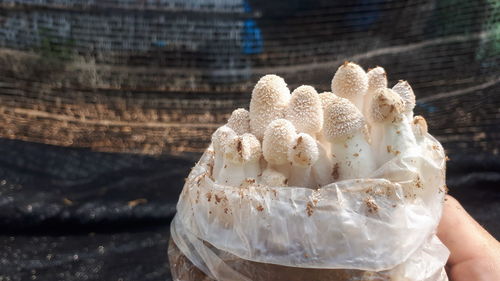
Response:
392,80,416,113
285,85,323,135
319,92,339,111
262,119,297,165
331,61,368,99
412,115,428,137
240,133,262,162
261,168,288,187
367,66,388,94
227,108,250,135
370,88,405,122
249,75,291,139
212,125,237,152
323,97,365,140
224,133,262,163
288,133,319,167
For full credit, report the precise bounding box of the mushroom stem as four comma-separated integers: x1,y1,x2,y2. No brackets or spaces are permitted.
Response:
329,133,376,180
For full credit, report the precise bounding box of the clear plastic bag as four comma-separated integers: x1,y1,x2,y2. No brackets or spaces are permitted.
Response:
169,133,449,281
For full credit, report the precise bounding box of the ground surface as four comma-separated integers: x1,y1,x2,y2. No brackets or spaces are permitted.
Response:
0,138,498,281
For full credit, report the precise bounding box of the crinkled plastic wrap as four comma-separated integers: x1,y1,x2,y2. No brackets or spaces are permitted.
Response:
169,133,449,281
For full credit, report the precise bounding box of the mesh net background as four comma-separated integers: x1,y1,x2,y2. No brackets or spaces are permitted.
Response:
0,1,498,280
0,0,498,155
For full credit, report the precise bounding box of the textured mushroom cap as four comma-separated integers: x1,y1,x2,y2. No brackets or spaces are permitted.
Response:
288,133,319,167
224,135,244,163
392,80,416,113
323,97,365,140
212,125,237,152
331,61,368,99
261,168,288,186
224,133,262,163
262,119,297,165
367,66,388,93
240,133,262,162
412,115,428,137
227,108,250,135
319,92,339,111
370,88,405,122
285,85,323,135
249,75,291,139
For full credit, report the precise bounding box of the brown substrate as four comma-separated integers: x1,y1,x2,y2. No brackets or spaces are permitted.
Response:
168,239,391,281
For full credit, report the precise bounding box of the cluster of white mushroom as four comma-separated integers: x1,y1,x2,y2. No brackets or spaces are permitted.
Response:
210,62,428,189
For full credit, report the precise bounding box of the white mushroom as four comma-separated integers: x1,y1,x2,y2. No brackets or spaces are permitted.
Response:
370,88,418,166
240,133,262,180
331,61,368,111
262,118,297,178
215,133,262,186
412,115,428,142
392,80,416,120
323,97,376,180
211,126,237,179
318,91,339,111
317,91,339,155
249,75,291,140
363,66,388,119
287,133,319,188
285,85,323,136
227,108,250,135
260,167,288,187
311,142,335,187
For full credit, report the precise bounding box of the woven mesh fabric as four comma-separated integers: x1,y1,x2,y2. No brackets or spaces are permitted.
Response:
0,0,498,156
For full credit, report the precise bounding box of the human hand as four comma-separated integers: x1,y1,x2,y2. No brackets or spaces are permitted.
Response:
437,195,500,281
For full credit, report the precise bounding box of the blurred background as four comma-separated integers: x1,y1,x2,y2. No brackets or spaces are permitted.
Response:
0,0,498,280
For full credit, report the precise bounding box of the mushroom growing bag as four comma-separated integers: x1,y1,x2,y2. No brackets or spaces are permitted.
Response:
169,64,450,281
169,135,449,281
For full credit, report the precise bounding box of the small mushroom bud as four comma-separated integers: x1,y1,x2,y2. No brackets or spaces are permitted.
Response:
211,126,237,179
215,133,262,186
412,115,428,141
262,119,297,179
317,91,340,155
260,167,288,187
370,88,417,165
323,98,376,180
285,85,323,136
249,75,291,140
287,133,319,188
412,115,441,160
331,61,368,111
392,80,416,120
227,108,250,135
240,133,262,180
363,67,388,119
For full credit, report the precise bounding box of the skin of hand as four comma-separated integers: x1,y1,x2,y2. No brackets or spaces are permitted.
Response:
437,195,500,281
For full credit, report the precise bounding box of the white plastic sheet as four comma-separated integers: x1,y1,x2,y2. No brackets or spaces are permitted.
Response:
169,133,449,281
